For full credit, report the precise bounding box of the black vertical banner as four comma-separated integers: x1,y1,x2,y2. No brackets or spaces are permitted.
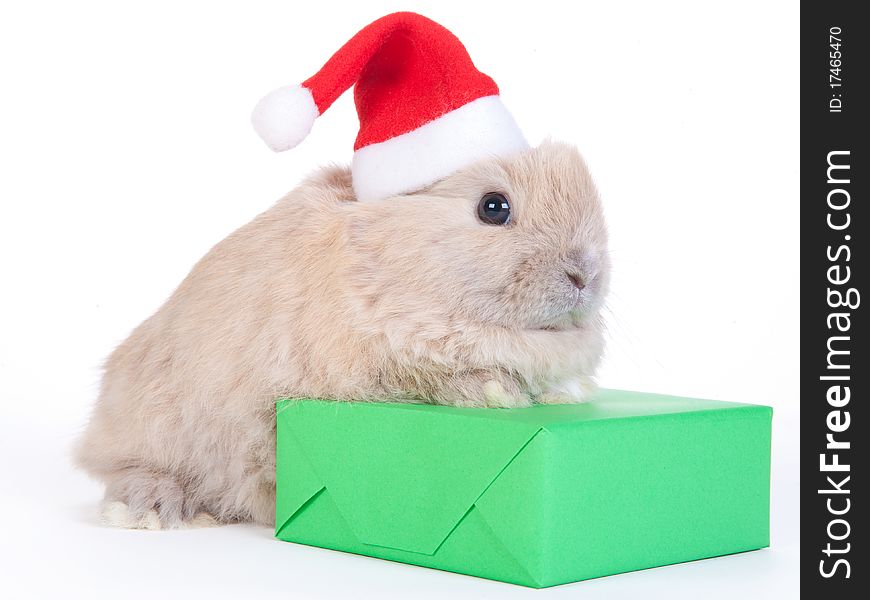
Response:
802,2,867,596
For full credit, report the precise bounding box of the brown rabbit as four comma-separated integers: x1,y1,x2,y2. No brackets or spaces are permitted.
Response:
76,12,611,529
75,141,610,529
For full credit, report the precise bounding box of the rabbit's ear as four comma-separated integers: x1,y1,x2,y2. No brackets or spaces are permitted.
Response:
300,165,356,204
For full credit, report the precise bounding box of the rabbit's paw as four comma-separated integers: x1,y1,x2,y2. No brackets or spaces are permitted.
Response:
101,501,218,530
430,371,531,408
101,500,161,529
536,375,596,404
481,379,533,408
101,467,215,529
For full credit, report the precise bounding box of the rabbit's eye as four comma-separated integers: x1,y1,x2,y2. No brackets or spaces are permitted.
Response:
477,193,511,225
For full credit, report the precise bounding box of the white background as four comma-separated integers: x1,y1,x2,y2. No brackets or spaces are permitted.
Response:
0,1,799,598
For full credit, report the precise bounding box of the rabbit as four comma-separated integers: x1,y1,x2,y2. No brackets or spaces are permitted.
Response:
74,139,610,529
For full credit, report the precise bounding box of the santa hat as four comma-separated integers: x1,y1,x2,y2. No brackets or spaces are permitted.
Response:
251,12,528,202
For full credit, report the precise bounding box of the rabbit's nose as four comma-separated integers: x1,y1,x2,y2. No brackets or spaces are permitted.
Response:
566,272,585,291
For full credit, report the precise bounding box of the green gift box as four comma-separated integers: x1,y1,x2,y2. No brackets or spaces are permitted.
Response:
275,389,772,588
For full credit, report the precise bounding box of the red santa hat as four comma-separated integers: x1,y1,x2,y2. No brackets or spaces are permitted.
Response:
251,12,528,202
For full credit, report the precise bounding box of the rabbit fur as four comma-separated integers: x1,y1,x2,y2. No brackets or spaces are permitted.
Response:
75,140,610,529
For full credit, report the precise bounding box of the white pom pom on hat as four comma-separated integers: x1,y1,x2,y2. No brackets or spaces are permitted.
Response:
251,85,319,152
251,11,528,201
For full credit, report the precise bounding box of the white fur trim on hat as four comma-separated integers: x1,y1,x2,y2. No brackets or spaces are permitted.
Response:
351,95,529,202
251,85,319,152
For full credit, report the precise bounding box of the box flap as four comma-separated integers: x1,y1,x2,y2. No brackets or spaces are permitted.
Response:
275,411,326,536
277,400,542,555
